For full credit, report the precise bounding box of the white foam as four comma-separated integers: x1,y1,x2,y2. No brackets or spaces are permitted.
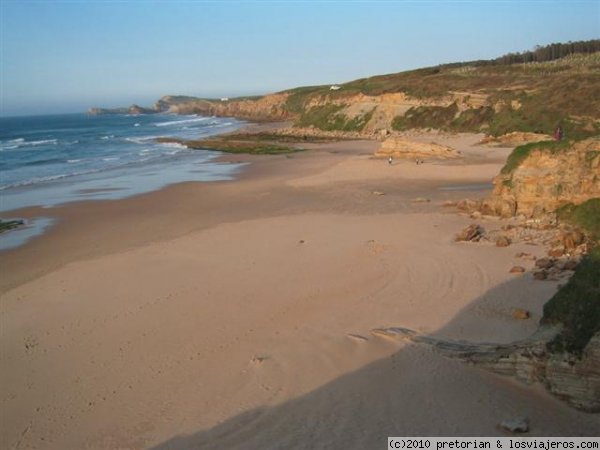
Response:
102,157,120,161
67,159,82,163
25,139,58,146
154,116,210,127
0,138,58,150
100,135,114,140
125,136,155,144
160,142,187,149
0,169,101,190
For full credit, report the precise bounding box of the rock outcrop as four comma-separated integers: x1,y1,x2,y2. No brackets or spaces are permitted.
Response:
483,137,600,217
370,326,600,412
375,137,460,159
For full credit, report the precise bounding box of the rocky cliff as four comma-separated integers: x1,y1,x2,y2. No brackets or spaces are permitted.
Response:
89,51,600,139
158,93,293,121
483,138,600,217
371,326,600,412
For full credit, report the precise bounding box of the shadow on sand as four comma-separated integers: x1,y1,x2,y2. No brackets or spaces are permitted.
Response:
151,276,600,449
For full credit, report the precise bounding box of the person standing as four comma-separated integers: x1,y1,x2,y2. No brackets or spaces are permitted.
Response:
554,126,563,141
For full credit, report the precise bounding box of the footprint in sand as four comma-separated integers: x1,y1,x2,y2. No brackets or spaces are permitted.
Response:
250,355,269,366
366,239,386,255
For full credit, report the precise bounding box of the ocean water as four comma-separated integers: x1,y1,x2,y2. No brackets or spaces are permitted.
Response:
0,113,246,212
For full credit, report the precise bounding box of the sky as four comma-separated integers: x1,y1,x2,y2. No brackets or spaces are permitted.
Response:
1,0,599,116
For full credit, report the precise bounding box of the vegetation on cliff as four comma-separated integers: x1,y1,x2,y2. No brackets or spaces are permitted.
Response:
539,200,600,356
280,43,600,137
556,199,600,241
297,105,375,132
92,40,600,139
500,139,573,175
543,245,599,356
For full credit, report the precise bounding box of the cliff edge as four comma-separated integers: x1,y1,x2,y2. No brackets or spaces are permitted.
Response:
483,138,600,218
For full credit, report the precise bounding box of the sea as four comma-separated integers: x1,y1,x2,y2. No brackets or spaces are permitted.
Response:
0,113,246,250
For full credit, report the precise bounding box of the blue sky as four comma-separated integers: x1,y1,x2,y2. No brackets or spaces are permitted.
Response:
1,1,599,116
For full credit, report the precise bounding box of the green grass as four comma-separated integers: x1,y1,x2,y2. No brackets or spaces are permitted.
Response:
500,139,572,174
392,103,459,131
449,106,495,132
184,139,299,155
542,199,600,355
0,219,24,233
215,132,343,143
156,136,301,155
278,52,600,136
543,246,600,355
556,199,600,240
296,105,374,132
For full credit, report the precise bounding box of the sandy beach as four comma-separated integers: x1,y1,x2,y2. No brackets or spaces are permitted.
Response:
1,132,598,449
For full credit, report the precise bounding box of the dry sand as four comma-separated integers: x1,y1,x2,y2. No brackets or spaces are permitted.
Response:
1,132,598,449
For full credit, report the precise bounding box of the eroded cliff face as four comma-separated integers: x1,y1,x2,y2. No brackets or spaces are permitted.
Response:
150,90,495,132
155,93,293,121
484,138,600,218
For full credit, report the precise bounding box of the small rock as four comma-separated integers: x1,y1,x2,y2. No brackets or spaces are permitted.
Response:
372,191,385,196
251,356,268,365
411,197,430,203
496,236,511,247
509,266,525,274
455,224,484,242
533,270,548,280
499,417,529,433
562,259,578,271
515,252,535,260
457,199,478,212
548,247,565,258
535,258,554,269
512,309,531,320
442,200,457,207
470,211,482,219
298,240,305,244
562,230,585,250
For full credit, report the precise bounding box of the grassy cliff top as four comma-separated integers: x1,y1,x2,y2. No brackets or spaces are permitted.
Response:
281,51,600,115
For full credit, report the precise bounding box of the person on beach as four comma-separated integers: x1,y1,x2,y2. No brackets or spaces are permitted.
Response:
388,156,393,165
554,126,563,141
